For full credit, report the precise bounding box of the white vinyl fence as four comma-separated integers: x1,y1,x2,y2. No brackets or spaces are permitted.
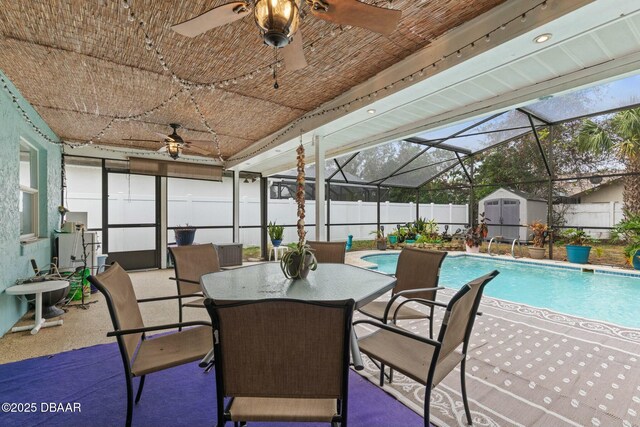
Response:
558,202,624,239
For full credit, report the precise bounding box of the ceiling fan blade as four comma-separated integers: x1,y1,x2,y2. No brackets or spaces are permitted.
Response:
282,31,307,71
185,145,212,155
155,132,173,141
310,0,401,36
171,2,251,37
123,138,164,143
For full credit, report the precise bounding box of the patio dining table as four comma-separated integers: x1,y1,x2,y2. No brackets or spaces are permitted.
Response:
200,262,397,370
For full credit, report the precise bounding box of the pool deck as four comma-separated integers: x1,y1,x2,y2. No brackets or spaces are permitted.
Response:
352,249,640,426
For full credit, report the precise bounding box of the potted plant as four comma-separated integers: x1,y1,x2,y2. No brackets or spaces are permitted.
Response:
387,231,398,245
405,223,417,243
464,213,488,253
268,221,284,247
371,226,387,250
280,143,318,279
396,226,407,243
174,224,196,246
612,212,640,270
562,228,593,264
528,220,548,259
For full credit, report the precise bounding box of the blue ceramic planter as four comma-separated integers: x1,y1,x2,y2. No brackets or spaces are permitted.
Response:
388,235,397,244
271,239,282,247
632,249,640,270
566,245,591,264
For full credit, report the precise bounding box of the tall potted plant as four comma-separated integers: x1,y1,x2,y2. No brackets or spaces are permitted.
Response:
464,213,488,253
528,220,548,259
280,143,318,279
267,221,284,247
371,226,387,250
562,228,593,264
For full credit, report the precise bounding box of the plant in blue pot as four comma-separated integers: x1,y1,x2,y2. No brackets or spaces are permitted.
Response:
268,221,284,247
562,228,593,264
612,211,640,270
174,224,196,246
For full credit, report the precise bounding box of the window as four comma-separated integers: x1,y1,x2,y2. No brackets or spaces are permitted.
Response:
19,141,38,240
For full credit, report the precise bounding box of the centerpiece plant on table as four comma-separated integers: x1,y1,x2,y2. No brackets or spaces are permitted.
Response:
280,143,318,279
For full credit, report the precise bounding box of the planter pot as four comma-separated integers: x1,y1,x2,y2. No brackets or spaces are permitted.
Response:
388,235,397,245
28,284,70,319
377,240,387,251
271,239,282,247
566,245,591,264
283,252,314,279
465,244,480,254
632,249,640,270
404,239,416,244
528,247,546,259
175,228,196,246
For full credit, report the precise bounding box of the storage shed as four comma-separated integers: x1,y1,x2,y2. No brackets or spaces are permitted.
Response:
478,188,548,242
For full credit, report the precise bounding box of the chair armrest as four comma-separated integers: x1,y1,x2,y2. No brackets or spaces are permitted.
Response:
137,293,203,303
107,320,212,337
382,287,445,322
353,319,441,348
169,277,201,285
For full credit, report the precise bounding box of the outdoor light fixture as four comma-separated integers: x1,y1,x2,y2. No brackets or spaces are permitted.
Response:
254,0,301,47
243,177,250,183
167,141,181,160
534,33,552,43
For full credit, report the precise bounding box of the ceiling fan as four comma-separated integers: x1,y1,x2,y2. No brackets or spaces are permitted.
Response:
171,0,402,72
122,123,213,160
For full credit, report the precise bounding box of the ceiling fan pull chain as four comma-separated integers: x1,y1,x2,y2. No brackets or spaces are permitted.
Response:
273,47,280,89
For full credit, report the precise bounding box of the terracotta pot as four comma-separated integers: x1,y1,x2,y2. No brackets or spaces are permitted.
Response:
528,247,546,259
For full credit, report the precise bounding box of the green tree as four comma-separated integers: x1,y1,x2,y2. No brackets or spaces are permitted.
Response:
577,108,640,216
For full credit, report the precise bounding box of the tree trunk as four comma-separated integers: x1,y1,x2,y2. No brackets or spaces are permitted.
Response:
623,155,640,217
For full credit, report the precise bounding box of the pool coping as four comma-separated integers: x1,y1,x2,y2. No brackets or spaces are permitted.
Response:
352,250,640,279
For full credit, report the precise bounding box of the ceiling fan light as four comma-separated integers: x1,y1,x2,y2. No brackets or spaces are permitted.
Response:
254,0,300,47
167,141,181,159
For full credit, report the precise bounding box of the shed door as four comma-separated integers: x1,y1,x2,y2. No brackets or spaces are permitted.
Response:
483,200,501,238
501,199,520,241
483,198,520,240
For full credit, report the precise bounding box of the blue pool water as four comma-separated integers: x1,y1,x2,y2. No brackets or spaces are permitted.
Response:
363,254,640,329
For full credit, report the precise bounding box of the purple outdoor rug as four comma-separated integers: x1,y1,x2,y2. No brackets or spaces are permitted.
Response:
0,340,425,427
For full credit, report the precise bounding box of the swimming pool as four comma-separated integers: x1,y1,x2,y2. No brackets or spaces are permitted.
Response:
362,253,640,329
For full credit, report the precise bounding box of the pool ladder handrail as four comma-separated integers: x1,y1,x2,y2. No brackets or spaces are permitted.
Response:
511,238,523,258
487,236,502,256
488,236,523,258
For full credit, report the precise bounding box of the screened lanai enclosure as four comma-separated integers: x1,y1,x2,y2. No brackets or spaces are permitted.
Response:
63,73,640,265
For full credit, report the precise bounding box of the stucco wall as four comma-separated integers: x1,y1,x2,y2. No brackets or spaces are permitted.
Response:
0,71,61,336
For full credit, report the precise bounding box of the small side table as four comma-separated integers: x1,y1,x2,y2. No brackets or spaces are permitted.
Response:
5,280,69,335
269,245,288,261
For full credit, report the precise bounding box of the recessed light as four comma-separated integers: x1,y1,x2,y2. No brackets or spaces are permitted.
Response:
367,109,376,114
534,33,552,43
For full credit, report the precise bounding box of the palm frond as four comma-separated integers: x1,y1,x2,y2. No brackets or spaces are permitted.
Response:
576,119,614,156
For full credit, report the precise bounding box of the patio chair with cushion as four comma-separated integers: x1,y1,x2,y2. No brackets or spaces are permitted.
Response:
358,247,447,339
307,240,347,264
356,270,499,427
168,243,221,325
88,263,213,427
204,298,354,427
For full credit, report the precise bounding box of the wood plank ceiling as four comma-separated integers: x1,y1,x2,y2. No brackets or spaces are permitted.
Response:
0,0,506,161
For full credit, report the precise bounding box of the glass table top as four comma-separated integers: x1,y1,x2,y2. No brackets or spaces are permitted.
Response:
201,263,396,309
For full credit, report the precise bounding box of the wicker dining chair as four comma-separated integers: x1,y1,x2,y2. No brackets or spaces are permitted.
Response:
356,270,499,427
168,243,221,325
307,240,347,264
204,298,355,427
88,263,213,427
358,247,447,338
